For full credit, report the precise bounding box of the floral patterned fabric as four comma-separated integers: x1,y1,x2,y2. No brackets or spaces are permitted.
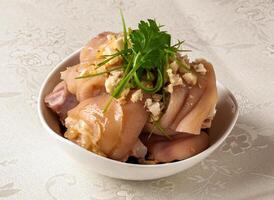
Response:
0,0,274,199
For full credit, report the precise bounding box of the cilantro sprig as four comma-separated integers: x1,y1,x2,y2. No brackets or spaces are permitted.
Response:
77,11,187,112
107,13,185,100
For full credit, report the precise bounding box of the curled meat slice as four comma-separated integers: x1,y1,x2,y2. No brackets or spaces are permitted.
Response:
61,64,106,102
80,32,114,66
65,94,122,156
141,132,209,163
61,32,122,102
110,100,148,161
44,81,78,121
64,94,148,161
173,59,217,134
160,86,188,129
145,59,217,135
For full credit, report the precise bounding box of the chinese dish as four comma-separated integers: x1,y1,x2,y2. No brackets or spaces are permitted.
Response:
45,14,217,164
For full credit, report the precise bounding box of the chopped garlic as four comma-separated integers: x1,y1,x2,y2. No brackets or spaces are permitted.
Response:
166,68,173,78
79,68,88,77
194,63,207,75
78,65,101,76
110,70,123,77
104,77,115,93
176,56,190,74
167,69,183,85
64,117,104,154
102,46,121,66
131,89,143,103
102,46,113,55
145,98,153,107
65,118,100,146
96,34,124,67
107,34,124,51
104,70,123,93
170,61,179,73
145,98,161,121
183,72,197,85
79,68,92,77
95,65,106,73
111,36,124,51
166,68,183,93
107,34,116,41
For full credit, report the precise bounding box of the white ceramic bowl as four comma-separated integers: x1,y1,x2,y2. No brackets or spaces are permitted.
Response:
38,49,239,180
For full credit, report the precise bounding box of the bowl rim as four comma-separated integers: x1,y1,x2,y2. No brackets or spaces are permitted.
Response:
37,49,239,168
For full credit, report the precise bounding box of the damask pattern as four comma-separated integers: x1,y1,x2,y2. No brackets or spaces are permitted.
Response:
0,0,274,199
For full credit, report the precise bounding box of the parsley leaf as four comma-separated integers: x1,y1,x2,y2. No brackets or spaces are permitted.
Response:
77,12,186,106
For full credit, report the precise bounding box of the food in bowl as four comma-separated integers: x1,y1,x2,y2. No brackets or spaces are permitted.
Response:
44,13,217,164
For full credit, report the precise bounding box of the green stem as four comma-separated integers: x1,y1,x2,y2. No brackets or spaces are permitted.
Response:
96,50,125,69
177,59,191,73
154,121,171,140
75,66,123,79
103,96,113,113
124,54,133,74
120,9,128,52
133,68,163,93
112,52,141,98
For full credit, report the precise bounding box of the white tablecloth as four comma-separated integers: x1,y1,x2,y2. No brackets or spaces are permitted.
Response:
1,0,274,199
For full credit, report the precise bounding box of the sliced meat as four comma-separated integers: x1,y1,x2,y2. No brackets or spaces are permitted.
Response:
170,83,206,130
80,31,114,66
44,81,78,121
64,94,148,161
160,86,188,129
60,32,122,102
110,101,148,161
61,64,106,102
65,95,122,155
174,60,217,134
144,59,217,135
141,132,209,163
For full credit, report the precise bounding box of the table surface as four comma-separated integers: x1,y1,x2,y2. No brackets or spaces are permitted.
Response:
1,0,274,199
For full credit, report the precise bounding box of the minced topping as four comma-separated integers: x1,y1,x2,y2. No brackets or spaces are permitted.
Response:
106,34,124,51
145,98,162,121
102,46,121,66
78,67,94,77
178,56,191,74
64,118,101,149
105,70,123,93
165,68,184,93
194,63,207,75
182,72,197,85
131,89,143,103
96,34,124,67
169,61,179,73
111,37,124,51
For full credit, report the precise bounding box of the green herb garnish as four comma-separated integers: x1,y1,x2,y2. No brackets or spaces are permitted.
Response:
78,11,187,114
75,66,123,79
107,15,185,99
